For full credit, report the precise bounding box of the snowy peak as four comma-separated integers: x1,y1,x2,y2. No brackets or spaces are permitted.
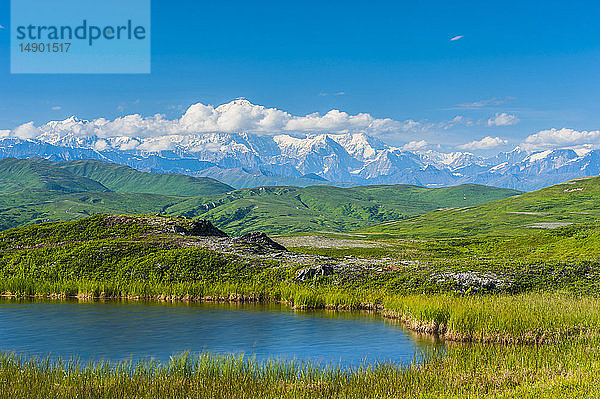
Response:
328,133,387,161
1,127,600,190
419,150,486,170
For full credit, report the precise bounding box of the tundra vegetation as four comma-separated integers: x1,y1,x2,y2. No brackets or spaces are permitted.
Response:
0,167,600,397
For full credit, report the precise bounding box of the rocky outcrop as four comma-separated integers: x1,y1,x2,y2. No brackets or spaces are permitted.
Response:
234,232,287,251
295,265,334,281
187,220,228,237
171,220,228,237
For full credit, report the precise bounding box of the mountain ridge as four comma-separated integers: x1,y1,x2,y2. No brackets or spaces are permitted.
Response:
2,128,599,190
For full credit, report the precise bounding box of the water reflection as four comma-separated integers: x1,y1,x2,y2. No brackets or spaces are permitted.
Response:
0,298,442,367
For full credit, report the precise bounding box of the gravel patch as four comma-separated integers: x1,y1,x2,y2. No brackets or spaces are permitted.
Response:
274,236,388,249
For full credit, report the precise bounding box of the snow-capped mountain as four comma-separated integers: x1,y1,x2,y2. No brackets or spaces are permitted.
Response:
1,124,599,191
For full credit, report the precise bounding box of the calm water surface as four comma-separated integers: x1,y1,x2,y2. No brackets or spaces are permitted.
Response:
0,299,441,367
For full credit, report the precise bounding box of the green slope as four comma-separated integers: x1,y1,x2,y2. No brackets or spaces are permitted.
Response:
164,183,521,235
0,158,109,194
361,175,600,238
0,190,185,231
58,159,233,196
0,157,522,234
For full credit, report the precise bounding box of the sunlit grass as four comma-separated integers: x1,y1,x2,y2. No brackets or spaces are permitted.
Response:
384,293,600,343
1,343,600,398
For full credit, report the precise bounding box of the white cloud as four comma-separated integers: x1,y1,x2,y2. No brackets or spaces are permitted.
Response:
6,99,482,151
458,136,508,150
401,140,428,151
439,115,475,130
454,97,515,109
487,112,520,127
51,106,62,111
0,130,10,138
520,128,600,151
450,35,464,41
13,122,40,139
318,91,346,97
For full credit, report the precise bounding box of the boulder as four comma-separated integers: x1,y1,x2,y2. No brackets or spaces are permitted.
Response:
235,232,287,251
295,265,334,281
187,220,228,237
170,220,228,237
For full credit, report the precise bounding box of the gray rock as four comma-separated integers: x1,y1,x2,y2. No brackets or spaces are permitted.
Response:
296,265,334,281
187,220,228,237
234,232,287,251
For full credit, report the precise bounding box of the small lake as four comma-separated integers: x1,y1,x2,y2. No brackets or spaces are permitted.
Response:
0,299,441,367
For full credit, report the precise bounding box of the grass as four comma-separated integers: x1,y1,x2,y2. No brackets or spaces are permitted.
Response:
1,215,600,342
383,293,600,343
362,175,600,238
1,343,600,398
0,206,599,396
0,158,521,234
3,166,600,395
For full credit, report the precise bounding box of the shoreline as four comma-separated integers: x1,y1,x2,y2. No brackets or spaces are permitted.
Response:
0,291,589,345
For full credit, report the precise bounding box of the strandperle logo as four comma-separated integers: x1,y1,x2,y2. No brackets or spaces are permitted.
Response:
15,20,147,46
11,0,150,74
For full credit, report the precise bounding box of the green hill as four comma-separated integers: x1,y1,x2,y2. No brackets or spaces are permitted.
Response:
164,183,521,235
0,158,109,194
0,157,522,234
58,159,233,196
0,190,185,231
361,175,600,238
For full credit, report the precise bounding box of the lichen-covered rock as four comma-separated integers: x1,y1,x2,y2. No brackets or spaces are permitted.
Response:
186,220,228,237
296,265,334,281
235,232,287,251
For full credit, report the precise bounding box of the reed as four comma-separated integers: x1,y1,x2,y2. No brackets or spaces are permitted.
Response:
1,342,599,398
384,293,600,343
4,275,600,343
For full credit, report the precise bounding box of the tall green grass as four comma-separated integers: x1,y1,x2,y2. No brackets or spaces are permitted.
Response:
384,293,600,343
4,273,600,343
1,342,600,398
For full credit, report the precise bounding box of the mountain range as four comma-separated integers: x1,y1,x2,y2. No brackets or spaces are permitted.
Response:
1,118,599,190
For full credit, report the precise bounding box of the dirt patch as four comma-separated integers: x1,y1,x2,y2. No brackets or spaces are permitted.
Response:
526,222,572,229
274,236,388,249
507,211,544,216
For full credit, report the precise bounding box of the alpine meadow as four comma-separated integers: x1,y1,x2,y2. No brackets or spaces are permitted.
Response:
2,1,600,397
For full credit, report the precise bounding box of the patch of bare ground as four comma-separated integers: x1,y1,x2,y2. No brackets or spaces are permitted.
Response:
526,222,573,229
274,236,389,249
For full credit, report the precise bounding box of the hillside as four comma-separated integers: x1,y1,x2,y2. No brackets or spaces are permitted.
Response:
0,190,185,231
164,183,521,235
58,159,233,196
0,158,109,194
361,175,600,238
193,166,348,189
0,157,521,234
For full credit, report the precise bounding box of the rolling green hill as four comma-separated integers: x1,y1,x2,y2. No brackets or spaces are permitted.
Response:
164,183,521,234
0,158,109,194
0,157,522,234
0,190,185,231
361,175,600,238
58,159,233,196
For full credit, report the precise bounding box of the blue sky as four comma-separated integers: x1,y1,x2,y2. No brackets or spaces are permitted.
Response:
0,0,599,153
